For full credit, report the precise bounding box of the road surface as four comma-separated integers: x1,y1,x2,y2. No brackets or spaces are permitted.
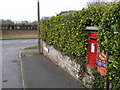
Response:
2,39,37,88
2,39,80,88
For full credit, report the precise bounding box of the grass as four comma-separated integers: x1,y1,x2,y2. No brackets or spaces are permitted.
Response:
0,37,37,40
25,45,38,49
24,45,38,57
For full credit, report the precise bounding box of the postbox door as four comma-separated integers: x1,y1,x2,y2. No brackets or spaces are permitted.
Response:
87,32,98,68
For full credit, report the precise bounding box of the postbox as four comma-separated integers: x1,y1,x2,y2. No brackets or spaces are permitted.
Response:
87,32,98,68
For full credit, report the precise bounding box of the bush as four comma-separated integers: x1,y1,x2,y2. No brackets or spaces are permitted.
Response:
98,2,120,89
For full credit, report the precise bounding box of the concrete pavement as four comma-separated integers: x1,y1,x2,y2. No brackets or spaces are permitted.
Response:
20,49,81,88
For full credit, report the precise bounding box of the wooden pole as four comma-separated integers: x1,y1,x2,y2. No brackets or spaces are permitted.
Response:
37,0,40,54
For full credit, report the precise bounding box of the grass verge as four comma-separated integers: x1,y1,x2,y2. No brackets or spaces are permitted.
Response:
25,45,38,49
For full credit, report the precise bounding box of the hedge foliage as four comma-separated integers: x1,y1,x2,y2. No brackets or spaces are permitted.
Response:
98,2,120,89
40,1,120,88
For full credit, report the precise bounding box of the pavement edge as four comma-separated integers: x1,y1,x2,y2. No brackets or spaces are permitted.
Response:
18,45,37,89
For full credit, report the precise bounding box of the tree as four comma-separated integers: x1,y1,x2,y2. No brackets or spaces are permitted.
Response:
2,19,14,25
86,0,107,7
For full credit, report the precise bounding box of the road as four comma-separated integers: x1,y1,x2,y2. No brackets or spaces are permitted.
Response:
2,39,80,88
2,39,37,88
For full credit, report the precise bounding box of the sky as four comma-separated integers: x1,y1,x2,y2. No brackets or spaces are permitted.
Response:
0,0,115,22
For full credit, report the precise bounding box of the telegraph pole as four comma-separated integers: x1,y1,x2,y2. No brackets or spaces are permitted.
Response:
37,0,40,54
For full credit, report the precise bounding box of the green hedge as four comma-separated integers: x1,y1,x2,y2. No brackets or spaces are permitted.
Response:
98,2,120,89
40,2,120,88
41,13,87,57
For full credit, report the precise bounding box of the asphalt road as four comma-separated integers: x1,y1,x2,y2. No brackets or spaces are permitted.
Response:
2,39,37,88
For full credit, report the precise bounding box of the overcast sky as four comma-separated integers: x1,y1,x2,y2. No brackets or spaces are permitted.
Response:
0,0,115,22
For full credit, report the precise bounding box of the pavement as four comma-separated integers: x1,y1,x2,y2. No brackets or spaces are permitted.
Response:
20,49,81,88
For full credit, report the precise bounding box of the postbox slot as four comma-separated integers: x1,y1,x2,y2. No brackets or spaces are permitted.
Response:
90,38,97,40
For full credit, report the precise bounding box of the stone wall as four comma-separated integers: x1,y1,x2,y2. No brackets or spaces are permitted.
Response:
41,41,94,88
2,29,37,38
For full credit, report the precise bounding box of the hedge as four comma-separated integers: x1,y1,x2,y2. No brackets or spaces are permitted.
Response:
98,2,120,89
40,1,120,89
